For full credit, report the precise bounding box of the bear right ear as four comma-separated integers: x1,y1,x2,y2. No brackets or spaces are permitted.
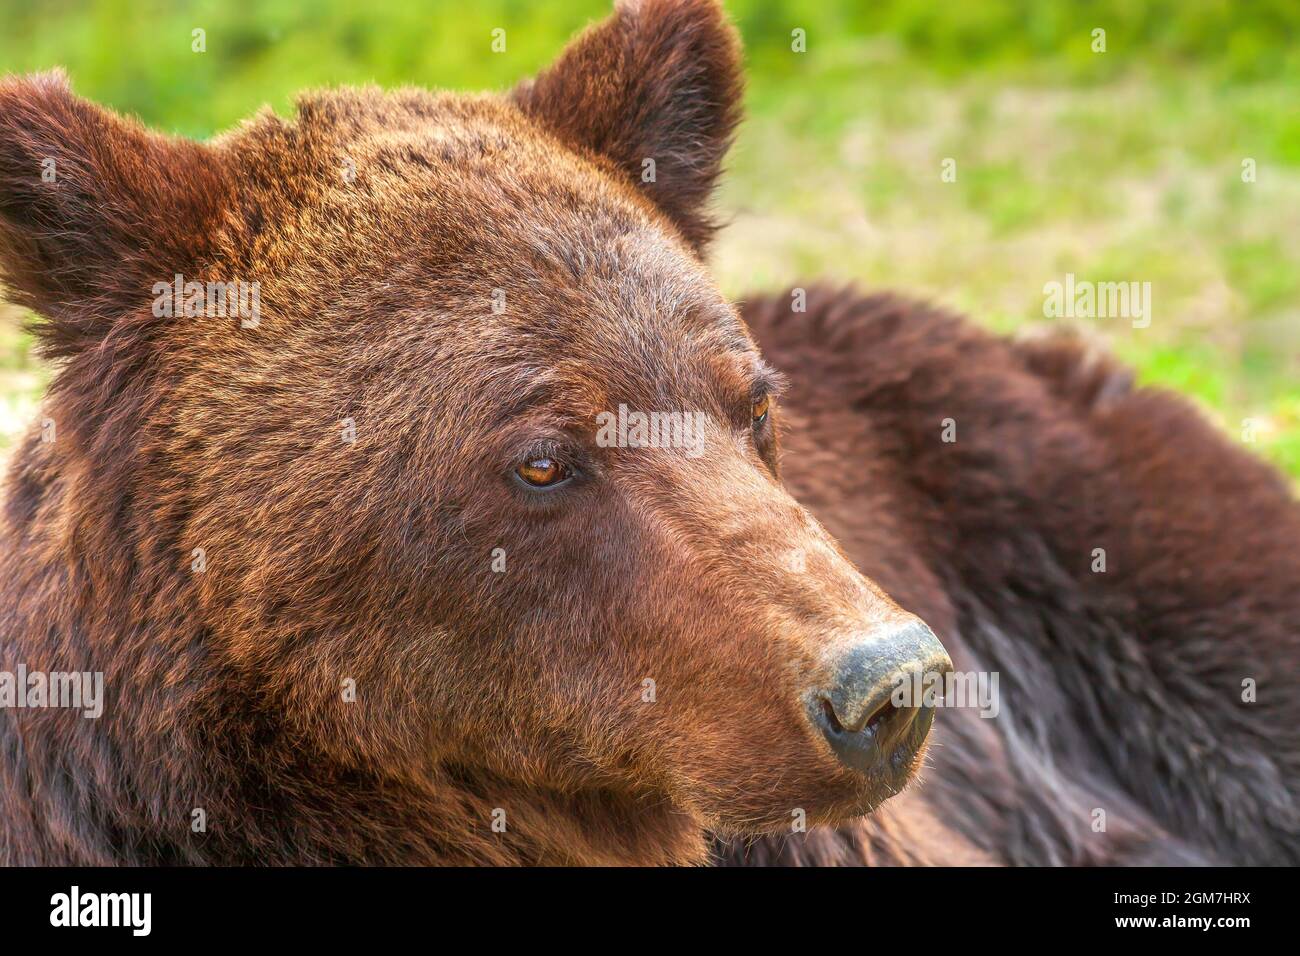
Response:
511,0,743,254
0,71,231,358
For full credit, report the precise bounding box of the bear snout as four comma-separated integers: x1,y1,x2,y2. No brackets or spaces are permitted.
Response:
805,620,952,783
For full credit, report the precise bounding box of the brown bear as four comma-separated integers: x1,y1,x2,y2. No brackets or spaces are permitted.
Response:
0,0,1296,866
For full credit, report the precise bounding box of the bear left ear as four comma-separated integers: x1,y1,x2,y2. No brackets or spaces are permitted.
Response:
0,71,231,358
511,0,743,253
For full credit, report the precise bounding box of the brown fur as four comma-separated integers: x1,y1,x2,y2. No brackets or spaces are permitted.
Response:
1,0,1296,866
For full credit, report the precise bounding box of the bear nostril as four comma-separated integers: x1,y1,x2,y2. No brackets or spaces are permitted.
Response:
862,697,898,736
820,697,845,734
824,687,909,741
823,693,894,737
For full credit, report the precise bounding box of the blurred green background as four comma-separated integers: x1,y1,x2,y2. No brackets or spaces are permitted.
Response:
1,0,1298,476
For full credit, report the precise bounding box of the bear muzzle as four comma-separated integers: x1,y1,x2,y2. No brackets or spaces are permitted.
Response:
805,620,953,782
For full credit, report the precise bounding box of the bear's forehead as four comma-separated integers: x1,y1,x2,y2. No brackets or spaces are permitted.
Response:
222,86,705,307
216,87,755,415
397,233,756,418
224,87,660,239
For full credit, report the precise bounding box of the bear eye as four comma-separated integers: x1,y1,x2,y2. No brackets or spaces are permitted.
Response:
516,457,571,488
752,393,770,427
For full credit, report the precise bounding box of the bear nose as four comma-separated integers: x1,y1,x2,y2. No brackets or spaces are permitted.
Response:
807,620,953,776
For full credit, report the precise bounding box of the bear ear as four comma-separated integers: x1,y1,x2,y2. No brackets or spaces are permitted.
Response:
0,71,231,358
511,0,743,253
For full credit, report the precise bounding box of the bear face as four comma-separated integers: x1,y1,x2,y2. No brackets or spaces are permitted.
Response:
0,0,951,863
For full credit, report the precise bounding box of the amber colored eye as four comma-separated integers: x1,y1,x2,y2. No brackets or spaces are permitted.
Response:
752,394,771,426
516,457,570,488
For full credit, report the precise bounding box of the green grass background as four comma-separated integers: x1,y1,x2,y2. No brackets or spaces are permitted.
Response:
1,0,1297,476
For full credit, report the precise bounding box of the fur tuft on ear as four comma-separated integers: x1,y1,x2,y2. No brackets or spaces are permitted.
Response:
512,0,743,253
0,70,230,357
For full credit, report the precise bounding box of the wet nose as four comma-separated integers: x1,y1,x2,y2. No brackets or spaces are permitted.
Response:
807,620,953,776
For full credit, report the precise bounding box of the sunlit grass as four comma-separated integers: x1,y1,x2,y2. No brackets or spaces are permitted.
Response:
715,62,1300,479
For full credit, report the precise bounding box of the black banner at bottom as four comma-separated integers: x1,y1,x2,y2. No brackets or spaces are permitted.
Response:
0,865,1281,943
